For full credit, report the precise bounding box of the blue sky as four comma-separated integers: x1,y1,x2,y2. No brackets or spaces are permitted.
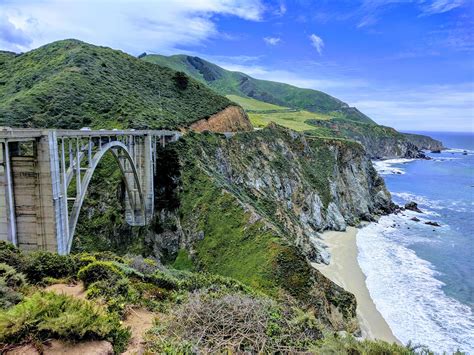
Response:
1,0,473,131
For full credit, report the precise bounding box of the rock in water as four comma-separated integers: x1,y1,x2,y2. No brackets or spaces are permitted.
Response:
405,201,423,213
411,217,420,222
425,221,441,227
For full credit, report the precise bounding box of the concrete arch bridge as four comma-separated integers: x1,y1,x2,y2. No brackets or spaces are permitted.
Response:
0,128,180,254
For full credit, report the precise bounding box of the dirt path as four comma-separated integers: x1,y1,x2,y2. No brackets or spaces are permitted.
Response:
123,308,156,355
44,282,87,299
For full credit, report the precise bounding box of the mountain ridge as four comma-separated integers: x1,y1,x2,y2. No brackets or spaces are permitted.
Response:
0,39,246,131
143,53,444,157
142,54,376,124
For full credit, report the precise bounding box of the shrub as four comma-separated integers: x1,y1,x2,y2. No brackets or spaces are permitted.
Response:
173,71,189,90
144,290,322,353
0,291,130,353
0,281,23,309
0,263,27,310
0,263,26,289
73,254,97,269
23,252,77,283
0,241,24,270
77,261,124,288
86,278,139,316
127,255,161,275
314,333,428,354
148,270,181,290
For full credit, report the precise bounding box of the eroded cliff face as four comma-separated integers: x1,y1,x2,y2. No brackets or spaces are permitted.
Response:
147,124,394,329
307,119,443,159
188,105,253,133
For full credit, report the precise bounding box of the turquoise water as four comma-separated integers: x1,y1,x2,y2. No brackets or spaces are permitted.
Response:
357,132,474,353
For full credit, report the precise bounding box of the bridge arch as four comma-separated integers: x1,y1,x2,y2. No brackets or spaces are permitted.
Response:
65,141,145,253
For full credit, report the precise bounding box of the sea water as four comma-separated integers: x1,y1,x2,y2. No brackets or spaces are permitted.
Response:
357,132,474,353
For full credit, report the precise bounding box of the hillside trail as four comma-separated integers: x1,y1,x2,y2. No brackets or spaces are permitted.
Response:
5,282,156,355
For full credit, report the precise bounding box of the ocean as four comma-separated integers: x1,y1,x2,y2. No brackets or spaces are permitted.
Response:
357,131,474,353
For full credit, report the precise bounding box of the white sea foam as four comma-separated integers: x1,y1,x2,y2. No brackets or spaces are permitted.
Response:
373,159,415,175
444,148,474,154
392,191,470,214
357,215,474,353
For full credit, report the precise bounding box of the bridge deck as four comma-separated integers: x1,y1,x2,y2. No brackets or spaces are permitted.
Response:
0,128,181,141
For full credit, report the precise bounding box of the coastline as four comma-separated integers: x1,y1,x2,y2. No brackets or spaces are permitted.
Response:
312,227,400,344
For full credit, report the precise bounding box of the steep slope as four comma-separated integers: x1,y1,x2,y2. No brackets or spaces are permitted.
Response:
144,124,394,327
0,40,248,130
307,119,444,159
142,54,375,124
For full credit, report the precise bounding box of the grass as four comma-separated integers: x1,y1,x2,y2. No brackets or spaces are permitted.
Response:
248,110,332,131
226,94,290,112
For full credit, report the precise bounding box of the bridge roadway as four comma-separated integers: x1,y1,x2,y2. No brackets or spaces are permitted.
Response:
0,127,180,254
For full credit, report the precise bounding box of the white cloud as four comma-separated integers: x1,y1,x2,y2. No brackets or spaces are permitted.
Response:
263,36,281,45
0,0,264,53
420,0,465,15
350,83,474,131
309,33,324,55
357,0,466,27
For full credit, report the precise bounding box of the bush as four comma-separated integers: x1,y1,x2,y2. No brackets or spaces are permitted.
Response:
0,291,130,352
0,281,23,309
0,241,24,270
144,290,323,353
0,263,26,289
23,252,77,283
147,270,181,290
314,333,428,354
0,263,27,309
127,255,161,275
173,71,189,90
77,261,124,288
86,278,139,316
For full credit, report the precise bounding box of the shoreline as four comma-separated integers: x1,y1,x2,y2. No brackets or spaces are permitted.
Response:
312,227,400,344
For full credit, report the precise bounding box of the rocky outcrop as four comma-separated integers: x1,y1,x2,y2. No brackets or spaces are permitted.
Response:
403,133,444,151
188,105,253,133
146,124,394,329
307,119,443,159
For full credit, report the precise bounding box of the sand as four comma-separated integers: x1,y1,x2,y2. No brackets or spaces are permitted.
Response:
312,227,400,344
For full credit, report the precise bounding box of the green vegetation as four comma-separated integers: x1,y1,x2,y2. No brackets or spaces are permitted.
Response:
0,39,232,129
0,235,434,354
77,261,125,287
172,249,194,271
249,109,332,131
143,54,376,124
226,94,291,112
0,291,131,353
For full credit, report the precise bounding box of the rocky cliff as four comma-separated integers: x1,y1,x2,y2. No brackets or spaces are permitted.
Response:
307,119,443,159
145,124,394,328
188,105,253,132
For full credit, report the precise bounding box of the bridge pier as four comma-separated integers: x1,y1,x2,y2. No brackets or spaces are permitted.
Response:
0,128,180,254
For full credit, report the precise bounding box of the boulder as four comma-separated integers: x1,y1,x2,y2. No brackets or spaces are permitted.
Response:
405,201,423,213
410,217,420,222
425,221,441,227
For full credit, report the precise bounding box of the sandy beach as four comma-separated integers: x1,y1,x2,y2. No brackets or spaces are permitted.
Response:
312,227,400,344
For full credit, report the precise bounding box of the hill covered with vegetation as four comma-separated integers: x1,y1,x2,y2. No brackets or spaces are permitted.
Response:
143,54,375,124
0,40,233,130
143,54,443,157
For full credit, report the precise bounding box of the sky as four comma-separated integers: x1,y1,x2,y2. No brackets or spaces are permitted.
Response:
1,0,473,132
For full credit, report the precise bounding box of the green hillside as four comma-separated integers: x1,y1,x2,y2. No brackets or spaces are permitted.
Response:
0,40,232,129
142,54,375,124
225,94,290,112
